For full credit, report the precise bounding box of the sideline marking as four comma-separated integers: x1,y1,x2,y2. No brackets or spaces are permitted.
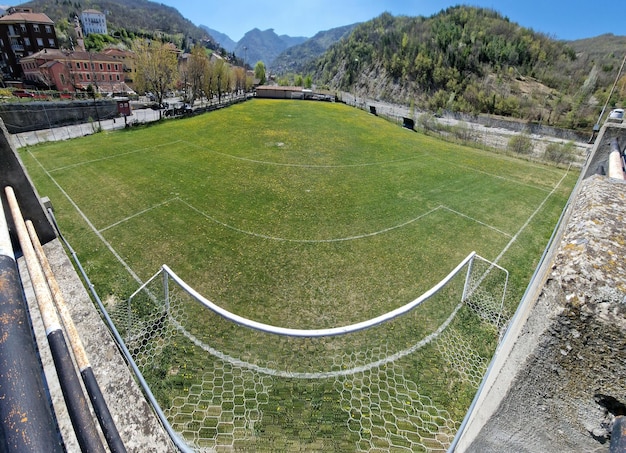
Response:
28,150,144,286
48,140,183,172
426,152,557,194
493,168,570,266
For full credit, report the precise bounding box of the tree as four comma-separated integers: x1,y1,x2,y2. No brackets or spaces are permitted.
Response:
202,58,215,104
214,58,229,103
132,39,179,112
186,44,209,105
232,66,247,94
254,61,266,85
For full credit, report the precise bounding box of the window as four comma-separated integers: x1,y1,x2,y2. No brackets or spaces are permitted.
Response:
48,38,54,46
76,62,80,69
79,73,83,80
99,63,103,70
60,73,65,84
37,38,43,46
24,38,30,47
107,63,111,71
116,74,120,81
20,24,26,33
114,64,118,71
45,25,52,34
83,62,88,69
86,73,90,80
33,25,40,32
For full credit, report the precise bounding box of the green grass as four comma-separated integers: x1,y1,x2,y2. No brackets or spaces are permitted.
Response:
20,99,578,450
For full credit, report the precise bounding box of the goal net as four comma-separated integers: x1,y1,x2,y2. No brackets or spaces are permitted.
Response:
110,252,508,452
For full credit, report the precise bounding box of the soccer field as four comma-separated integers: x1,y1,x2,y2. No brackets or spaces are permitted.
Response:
21,99,578,450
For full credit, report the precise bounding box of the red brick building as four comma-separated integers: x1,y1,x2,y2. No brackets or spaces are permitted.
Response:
20,48,133,94
0,7,59,80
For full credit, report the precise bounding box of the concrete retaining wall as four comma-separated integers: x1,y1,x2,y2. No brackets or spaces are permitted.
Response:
0,100,120,134
456,123,626,452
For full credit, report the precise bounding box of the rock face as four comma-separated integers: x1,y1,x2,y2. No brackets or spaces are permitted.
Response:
466,174,626,452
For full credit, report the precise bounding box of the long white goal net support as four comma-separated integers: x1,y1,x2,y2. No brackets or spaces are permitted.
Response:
110,251,509,452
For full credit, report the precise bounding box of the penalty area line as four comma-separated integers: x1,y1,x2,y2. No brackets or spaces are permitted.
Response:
99,197,179,232
440,206,512,238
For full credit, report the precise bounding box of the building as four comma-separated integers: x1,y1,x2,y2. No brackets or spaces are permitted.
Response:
0,7,58,80
102,47,135,88
80,9,107,35
20,48,133,95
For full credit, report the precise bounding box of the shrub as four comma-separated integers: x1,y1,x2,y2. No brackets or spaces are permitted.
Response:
418,112,438,133
544,141,576,165
507,133,533,155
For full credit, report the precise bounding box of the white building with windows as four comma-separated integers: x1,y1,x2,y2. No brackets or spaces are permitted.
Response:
80,9,107,35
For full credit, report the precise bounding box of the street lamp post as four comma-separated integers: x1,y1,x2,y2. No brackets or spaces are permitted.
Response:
354,58,359,108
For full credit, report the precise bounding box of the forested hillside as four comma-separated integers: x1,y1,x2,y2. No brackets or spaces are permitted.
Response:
307,7,626,129
21,0,209,48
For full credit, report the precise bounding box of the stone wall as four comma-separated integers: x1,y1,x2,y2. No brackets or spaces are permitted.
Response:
457,122,626,452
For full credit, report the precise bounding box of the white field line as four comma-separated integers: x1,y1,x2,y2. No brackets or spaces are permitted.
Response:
427,152,555,194
492,168,571,266
185,140,554,193
182,140,425,169
99,198,178,232
47,140,183,173
28,150,144,286
179,197,443,243
440,206,513,238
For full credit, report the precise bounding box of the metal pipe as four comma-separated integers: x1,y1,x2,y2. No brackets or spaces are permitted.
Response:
608,138,625,180
0,195,64,452
4,186,106,453
26,220,127,453
46,207,194,453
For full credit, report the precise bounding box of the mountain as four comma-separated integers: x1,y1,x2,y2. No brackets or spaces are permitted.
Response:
304,7,626,130
272,23,358,74
200,25,236,53
233,28,307,67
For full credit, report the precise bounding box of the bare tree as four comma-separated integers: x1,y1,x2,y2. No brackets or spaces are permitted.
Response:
202,58,215,104
132,39,179,113
214,58,228,103
185,44,209,105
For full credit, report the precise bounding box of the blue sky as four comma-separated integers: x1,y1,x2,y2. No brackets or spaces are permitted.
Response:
153,0,624,42
3,0,624,42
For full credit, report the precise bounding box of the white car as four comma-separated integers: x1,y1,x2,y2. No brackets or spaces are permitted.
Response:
608,108,624,122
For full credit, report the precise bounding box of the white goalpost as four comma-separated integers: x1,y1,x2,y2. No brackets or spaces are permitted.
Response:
111,251,508,452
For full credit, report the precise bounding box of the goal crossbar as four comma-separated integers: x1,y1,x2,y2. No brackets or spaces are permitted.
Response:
129,251,480,338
